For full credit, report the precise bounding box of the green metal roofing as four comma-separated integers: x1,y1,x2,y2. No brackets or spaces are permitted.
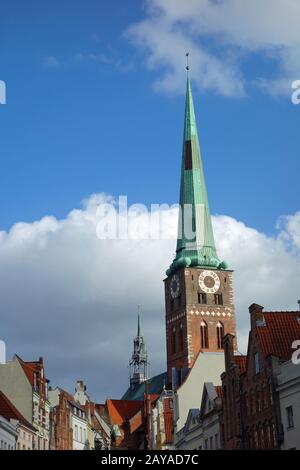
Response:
167,75,228,275
121,372,167,401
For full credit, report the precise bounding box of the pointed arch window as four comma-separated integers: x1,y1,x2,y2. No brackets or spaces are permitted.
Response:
198,292,207,304
200,321,209,349
179,323,184,351
217,322,224,349
171,327,176,354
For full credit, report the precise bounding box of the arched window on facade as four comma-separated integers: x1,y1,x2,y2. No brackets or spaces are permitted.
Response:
179,323,184,351
217,321,224,349
200,320,209,349
172,327,176,354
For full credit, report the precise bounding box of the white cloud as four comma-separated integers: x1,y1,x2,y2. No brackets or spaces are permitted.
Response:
0,193,299,400
75,51,134,72
43,56,60,68
126,0,300,96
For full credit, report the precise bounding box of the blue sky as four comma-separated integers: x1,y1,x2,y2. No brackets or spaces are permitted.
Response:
0,0,299,235
1,1,300,399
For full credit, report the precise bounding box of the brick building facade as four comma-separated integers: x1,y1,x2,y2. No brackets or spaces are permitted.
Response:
165,267,237,385
49,389,73,450
221,304,300,450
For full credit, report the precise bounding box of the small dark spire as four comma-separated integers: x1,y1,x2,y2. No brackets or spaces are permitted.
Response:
129,307,149,389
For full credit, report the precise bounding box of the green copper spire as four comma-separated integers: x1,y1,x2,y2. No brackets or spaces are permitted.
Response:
167,71,227,275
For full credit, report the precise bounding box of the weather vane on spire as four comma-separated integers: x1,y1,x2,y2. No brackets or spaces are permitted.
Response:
186,52,190,72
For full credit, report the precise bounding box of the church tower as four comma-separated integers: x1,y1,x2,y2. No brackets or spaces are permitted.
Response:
129,313,149,390
164,67,237,386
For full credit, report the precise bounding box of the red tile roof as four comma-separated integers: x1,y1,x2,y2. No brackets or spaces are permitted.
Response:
0,391,35,431
106,399,143,426
15,355,36,385
233,355,247,374
257,311,300,360
129,411,143,433
15,355,46,387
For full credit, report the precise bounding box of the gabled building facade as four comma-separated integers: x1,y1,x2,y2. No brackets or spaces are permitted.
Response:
151,389,174,450
221,303,300,450
48,387,73,450
69,399,89,450
175,409,201,450
220,334,246,450
0,391,35,450
174,351,225,444
0,355,50,450
199,383,222,450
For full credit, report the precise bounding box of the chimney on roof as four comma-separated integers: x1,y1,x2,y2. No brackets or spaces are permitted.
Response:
223,333,235,371
249,303,265,330
298,300,300,311
0,340,6,364
76,380,86,392
74,381,87,406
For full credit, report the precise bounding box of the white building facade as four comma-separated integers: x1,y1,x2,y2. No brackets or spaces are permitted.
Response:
175,409,202,450
277,360,300,450
69,401,88,450
0,415,18,450
174,352,225,448
199,383,222,450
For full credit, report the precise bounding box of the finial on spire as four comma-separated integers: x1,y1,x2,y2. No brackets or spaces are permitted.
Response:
186,52,190,72
137,305,141,337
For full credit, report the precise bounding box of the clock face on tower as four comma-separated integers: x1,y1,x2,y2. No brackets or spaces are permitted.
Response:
199,270,220,294
170,274,180,299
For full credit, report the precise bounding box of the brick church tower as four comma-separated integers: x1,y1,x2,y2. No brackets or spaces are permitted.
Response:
164,68,237,386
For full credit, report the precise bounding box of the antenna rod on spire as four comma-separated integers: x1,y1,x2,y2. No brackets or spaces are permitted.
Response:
137,305,141,337
186,52,190,72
